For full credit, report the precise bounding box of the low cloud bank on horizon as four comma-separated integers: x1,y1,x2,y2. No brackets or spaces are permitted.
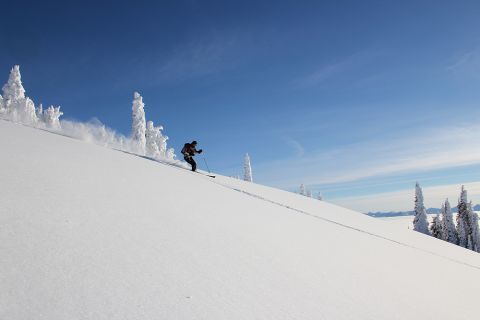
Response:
257,122,480,187
253,122,480,212
333,181,480,213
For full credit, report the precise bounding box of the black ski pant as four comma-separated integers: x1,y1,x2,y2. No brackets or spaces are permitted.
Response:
184,156,197,171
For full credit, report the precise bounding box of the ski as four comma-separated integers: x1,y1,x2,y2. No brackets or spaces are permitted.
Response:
185,168,216,178
198,172,216,178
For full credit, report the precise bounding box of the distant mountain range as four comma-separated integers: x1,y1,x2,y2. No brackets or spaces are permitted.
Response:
367,204,480,218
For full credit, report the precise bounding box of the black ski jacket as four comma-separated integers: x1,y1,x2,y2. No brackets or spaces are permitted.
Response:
181,143,202,157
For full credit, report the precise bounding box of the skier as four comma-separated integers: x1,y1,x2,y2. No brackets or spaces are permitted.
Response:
181,140,203,171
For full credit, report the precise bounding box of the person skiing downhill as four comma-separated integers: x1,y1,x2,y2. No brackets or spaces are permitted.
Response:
181,140,203,171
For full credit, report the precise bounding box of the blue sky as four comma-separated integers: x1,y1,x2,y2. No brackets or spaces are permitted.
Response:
2,0,480,212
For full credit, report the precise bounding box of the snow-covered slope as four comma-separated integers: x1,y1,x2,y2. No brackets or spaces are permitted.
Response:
1,120,479,320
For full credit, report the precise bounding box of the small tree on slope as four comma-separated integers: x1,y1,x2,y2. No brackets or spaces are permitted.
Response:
413,182,430,235
244,153,253,182
429,214,443,239
299,184,306,196
456,186,470,248
166,148,175,160
42,105,63,130
0,94,5,115
131,92,146,155
440,199,458,244
35,103,43,119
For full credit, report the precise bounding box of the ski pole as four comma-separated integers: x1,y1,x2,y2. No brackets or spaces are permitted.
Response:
202,156,211,173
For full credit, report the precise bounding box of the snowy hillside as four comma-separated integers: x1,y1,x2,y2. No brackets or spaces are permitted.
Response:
1,120,480,320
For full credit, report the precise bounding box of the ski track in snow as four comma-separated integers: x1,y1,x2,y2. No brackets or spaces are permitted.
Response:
144,156,480,271
220,184,480,271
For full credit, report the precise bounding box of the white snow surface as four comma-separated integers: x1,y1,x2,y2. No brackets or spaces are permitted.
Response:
1,120,480,320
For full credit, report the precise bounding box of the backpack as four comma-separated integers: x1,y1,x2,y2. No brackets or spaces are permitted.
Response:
181,143,190,156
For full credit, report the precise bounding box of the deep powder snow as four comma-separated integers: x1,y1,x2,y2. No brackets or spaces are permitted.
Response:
1,120,480,320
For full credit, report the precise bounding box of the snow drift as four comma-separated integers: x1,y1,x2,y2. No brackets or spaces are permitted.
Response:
1,120,480,320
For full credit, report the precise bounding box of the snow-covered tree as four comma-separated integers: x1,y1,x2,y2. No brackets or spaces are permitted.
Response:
1,66,37,125
118,136,127,150
0,94,4,115
413,182,430,235
42,105,63,130
317,192,323,201
456,186,470,248
145,121,160,158
306,189,312,198
429,214,443,239
440,199,457,244
467,201,480,252
157,134,168,158
131,92,146,155
299,184,306,196
19,97,37,125
244,153,253,182
457,215,467,249
166,148,175,160
35,103,43,119
2,65,25,101
145,120,170,159
454,186,480,251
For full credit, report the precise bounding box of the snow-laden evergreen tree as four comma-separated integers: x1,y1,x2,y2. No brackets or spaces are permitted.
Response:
42,105,63,129
317,192,323,201
456,186,470,248
166,148,175,160
0,94,4,115
118,136,126,150
413,182,430,235
243,153,253,182
429,214,443,239
467,201,480,252
2,65,25,101
440,199,457,244
299,184,306,196
145,121,169,159
145,121,160,158
457,214,467,248
157,133,168,158
131,92,146,155
1,65,37,125
35,103,43,119
306,189,312,198
18,97,37,125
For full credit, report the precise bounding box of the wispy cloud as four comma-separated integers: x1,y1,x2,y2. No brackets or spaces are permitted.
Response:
447,47,480,79
157,37,239,82
256,123,480,189
283,137,305,157
296,59,350,86
111,31,257,89
334,181,480,213
293,50,379,87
